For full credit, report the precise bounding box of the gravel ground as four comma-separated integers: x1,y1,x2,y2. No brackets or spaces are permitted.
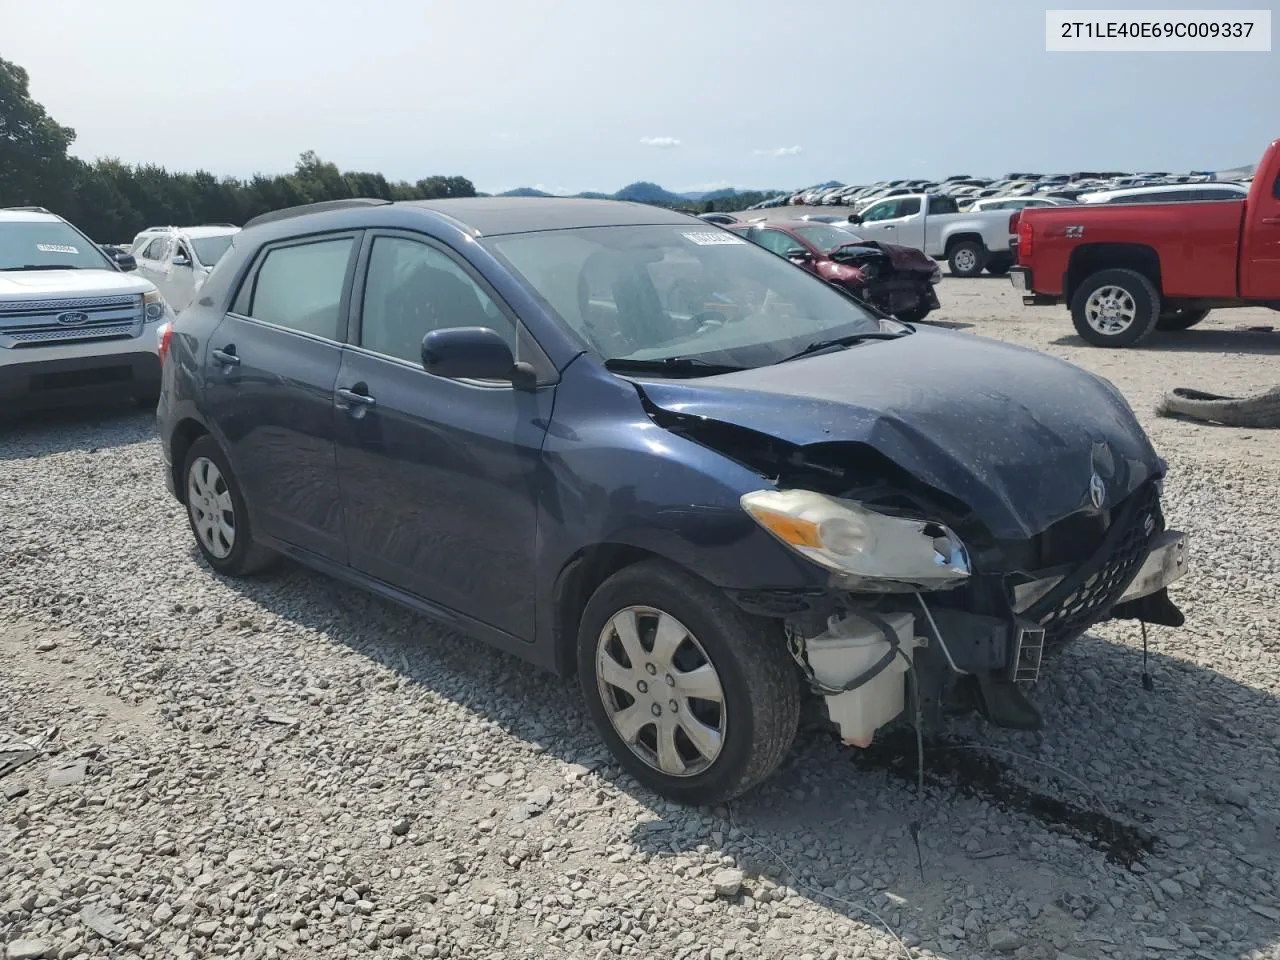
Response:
2,279,1279,960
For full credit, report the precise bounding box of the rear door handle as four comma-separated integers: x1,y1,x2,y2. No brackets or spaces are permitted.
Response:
336,386,376,408
211,347,240,367
1262,216,1280,225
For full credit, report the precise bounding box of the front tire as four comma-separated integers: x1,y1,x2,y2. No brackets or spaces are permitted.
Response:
1070,268,1161,348
182,435,276,577
1156,307,1210,332
577,560,800,805
984,260,1011,277
947,240,986,278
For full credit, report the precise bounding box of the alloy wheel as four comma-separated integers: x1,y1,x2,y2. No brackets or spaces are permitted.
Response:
1084,284,1137,336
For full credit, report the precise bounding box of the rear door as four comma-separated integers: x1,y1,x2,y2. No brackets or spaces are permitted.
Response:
332,230,555,638
202,232,360,561
1242,169,1280,300
134,236,172,298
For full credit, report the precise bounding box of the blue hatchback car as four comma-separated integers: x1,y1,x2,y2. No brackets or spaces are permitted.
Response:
157,197,1189,803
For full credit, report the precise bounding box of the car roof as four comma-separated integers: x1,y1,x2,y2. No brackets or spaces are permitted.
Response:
237,197,702,243
1080,182,1248,201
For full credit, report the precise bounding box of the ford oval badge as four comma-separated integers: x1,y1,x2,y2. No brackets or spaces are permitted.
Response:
56,311,90,326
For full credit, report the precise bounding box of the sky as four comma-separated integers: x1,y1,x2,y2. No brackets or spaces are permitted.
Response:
5,0,1277,195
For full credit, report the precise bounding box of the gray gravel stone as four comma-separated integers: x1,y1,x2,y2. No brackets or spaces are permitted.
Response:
6,941,52,960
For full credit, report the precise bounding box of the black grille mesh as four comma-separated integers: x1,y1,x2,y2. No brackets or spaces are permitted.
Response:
1026,483,1163,644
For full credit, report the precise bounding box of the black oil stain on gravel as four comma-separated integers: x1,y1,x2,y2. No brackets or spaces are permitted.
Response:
851,729,1156,867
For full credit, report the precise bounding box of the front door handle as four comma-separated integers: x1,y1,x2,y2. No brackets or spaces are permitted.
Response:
211,346,240,367
336,386,376,408
1262,216,1280,225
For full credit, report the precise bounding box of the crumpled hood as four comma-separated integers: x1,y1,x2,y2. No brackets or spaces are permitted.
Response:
0,269,152,301
833,240,934,274
634,326,1164,540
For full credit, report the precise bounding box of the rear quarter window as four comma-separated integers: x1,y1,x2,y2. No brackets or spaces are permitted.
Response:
242,236,356,340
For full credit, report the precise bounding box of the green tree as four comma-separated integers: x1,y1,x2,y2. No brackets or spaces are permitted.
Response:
0,57,77,207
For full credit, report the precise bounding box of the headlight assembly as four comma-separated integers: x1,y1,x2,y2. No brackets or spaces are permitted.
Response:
143,290,167,322
741,488,970,591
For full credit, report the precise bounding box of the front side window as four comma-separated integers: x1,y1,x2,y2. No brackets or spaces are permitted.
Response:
0,220,115,272
359,236,513,364
485,224,890,371
752,229,804,257
247,237,355,339
859,201,898,222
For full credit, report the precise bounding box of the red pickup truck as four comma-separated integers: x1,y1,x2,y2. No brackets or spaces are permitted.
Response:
1010,138,1280,347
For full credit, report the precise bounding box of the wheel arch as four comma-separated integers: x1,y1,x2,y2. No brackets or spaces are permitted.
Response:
943,231,985,256
1065,244,1162,303
168,417,210,503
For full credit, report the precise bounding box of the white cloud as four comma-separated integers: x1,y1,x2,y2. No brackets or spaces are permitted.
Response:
639,136,681,148
491,131,518,140
754,145,803,157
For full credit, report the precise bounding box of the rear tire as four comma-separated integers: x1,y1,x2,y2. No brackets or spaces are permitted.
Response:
947,240,986,278
1156,308,1209,332
182,435,276,577
1070,268,1161,348
576,559,800,805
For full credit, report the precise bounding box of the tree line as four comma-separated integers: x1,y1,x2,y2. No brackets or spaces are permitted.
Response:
1,57,476,242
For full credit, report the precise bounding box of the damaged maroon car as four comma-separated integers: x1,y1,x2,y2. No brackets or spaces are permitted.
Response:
730,219,941,322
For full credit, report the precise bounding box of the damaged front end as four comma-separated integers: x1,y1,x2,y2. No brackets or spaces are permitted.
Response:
655,409,1189,747
830,242,941,319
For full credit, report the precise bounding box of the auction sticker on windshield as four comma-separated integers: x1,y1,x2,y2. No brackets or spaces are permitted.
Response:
36,243,79,254
682,232,747,246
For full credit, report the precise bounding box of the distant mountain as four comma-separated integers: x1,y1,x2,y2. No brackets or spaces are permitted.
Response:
499,187,554,197
485,182,789,210
613,181,687,205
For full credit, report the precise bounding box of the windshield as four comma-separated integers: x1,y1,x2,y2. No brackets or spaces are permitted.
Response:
0,220,113,271
190,234,235,267
793,224,866,251
484,224,888,370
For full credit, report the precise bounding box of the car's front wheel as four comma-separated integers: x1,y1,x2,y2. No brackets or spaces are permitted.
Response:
182,435,276,577
577,560,800,805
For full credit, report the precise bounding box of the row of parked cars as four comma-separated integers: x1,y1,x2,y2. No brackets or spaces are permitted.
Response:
0,194,1194,806
752,168,1254,215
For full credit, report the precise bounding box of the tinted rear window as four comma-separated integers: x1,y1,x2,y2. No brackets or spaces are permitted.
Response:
247,237,354,339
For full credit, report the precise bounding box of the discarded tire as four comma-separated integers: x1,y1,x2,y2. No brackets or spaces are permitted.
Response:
1156,385,1280,428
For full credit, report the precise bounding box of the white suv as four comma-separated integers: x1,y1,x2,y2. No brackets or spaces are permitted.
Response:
130,224,240,313
1,207,170,413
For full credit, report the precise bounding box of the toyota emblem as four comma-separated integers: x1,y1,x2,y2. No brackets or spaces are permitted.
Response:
1088,472,1106,510
56,311,90,326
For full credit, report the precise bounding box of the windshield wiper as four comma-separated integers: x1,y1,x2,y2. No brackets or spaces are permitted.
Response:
0,264,82,271
604,356,745,376
774,331,906,365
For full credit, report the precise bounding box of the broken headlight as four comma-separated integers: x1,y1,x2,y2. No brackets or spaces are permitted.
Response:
741,488,971,590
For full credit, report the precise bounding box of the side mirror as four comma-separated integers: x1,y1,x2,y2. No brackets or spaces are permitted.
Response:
113,252,137,272
421,326,535,385
785,248,813,262
173,254,191,268
845,214,863,225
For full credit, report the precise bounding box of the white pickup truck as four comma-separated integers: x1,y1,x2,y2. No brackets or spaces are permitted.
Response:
848,193,1018,277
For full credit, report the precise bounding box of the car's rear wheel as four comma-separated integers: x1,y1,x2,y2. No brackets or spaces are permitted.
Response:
1070,268,1161,348
577,560,800,805
182,435,276,577
947,240,986,278
1156,307,1210,332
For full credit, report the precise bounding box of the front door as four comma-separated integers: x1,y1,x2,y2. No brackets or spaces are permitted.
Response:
1242,170,1280,300
333,231,554,639
856,198,905,244
202,232,360,561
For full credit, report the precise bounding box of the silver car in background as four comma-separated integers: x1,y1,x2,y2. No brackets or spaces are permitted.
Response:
130,224,239,313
